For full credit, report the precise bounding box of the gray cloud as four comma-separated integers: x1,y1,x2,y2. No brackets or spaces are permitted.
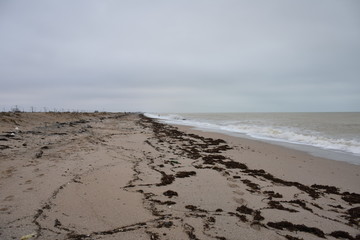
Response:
1,0,359,112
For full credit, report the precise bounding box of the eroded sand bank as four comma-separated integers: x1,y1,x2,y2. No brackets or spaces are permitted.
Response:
0,113,359,240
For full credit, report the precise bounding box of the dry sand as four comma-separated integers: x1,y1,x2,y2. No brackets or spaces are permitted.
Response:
0,112,359,240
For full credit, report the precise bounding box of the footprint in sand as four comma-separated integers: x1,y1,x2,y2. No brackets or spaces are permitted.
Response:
0,207,9,211
3,167,16,178
228,183,239,188
3,195,14,202
0,207,10,214
233,190,245,196
233,197,246,205
251,223,261,231
227,177,238,183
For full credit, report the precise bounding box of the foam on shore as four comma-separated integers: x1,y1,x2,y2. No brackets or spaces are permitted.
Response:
145,113,360,165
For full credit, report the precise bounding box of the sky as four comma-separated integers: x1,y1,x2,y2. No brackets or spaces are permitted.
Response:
0,0,359,113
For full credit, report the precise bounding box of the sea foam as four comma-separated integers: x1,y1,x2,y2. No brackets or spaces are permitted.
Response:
144,113,360,158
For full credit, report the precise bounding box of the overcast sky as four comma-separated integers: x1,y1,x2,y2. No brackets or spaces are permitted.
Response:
1,0,359,113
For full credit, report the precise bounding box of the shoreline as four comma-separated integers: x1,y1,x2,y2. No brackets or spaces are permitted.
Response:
173,124,360,192
0,113,359,240
187,126,360,166
145,112,360,166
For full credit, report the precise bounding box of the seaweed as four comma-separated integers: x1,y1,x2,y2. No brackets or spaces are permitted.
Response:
157,221,173,228
342,192,360,204
184,223,200,240
229,211,248,222
330,231,355,240
348,207,360,218
347,206,360,226
163,190,178,198
241,179,260,191
267,221,325,238
253,210,264,222
202,155,226,165
236,205,254,215
157,172,175,186
288,200,312,212
263,190,283,199
175,171,196,178
311,184,340,194
268,201,298,213
185,205,207,212
285,235,303,240
221,160,248,169
150,200,176,206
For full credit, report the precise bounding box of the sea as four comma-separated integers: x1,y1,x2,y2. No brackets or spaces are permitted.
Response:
145,112,360,165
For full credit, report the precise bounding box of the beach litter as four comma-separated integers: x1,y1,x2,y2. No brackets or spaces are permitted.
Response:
20,232,37,240
170,160,180,165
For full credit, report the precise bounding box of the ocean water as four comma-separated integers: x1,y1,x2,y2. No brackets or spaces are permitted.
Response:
145,112,360,165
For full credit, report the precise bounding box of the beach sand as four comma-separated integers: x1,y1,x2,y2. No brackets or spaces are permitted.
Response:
0,112,359,240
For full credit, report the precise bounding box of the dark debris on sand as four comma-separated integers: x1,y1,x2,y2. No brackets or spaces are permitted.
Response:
157,172,175,186
329,231,357,240
267,221,325,238
163,190,178,198
268,201,298,213
175,171,197,178
138,115,360,240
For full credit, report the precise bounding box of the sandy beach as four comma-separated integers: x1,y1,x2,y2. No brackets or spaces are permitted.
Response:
0,112,359,240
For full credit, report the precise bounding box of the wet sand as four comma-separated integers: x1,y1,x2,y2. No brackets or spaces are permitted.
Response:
0,112,359,240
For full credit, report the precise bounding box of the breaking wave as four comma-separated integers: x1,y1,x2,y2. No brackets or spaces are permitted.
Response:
144,113,360,156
